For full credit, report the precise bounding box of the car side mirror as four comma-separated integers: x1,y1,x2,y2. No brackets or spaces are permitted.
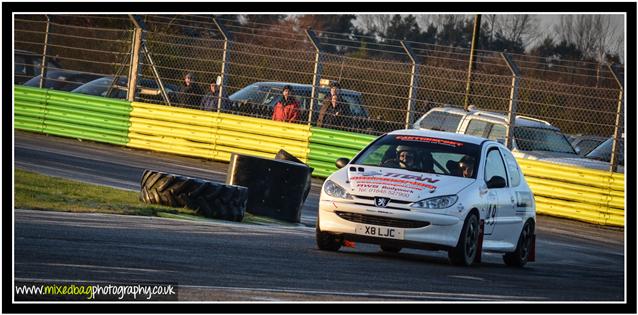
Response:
486,176,507,189
335,158,350,169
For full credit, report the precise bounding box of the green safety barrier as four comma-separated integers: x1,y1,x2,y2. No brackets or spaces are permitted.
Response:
13,85,131,145
308,127,377,178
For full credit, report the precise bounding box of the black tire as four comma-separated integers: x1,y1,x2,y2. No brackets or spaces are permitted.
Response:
274,149,313,204
140,170,247,222
316,217,341,251
503,219,534,267
380,245,401,253
448,212,480,266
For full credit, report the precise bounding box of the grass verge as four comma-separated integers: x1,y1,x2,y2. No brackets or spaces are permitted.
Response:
14,169,294,225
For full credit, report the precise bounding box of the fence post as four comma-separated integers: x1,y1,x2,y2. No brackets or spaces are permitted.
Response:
305,29,323,125
500,52,520,150
38,15,51,89
130,15,171,106
213,17,232,112
607,63,624,173
401,41,419,129
127,15,143,102
464,14,481,111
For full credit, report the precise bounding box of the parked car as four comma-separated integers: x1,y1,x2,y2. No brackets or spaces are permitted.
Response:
71,76,179,104
14,50,62,84
23,69,102,91
316,129,536,267
584,136,625,172
412,106,613,171
569,135,608,156
227,81,370,130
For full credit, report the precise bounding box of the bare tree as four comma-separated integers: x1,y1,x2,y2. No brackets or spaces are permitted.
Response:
357,14,393,35
555,15,621,61
495,14,541,48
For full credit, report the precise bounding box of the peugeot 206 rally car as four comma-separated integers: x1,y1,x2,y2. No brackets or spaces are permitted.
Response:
316,129,536,267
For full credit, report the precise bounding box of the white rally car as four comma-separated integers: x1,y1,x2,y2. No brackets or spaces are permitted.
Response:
316,129,536,267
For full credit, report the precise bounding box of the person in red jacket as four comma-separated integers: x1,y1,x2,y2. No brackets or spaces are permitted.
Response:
272,85,299,123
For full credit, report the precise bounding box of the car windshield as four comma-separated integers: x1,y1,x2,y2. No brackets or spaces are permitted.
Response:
352,134,481,178
513,127,576,154
229,84,261,102
72,77,128,98
586,138,624,164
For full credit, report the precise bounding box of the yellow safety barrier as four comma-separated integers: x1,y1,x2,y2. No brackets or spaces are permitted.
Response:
517,158,624,191
128,102,311,164
517,158,624,227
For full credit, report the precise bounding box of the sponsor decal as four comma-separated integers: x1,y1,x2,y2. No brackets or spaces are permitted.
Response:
348,168,439,199
395,135,465,147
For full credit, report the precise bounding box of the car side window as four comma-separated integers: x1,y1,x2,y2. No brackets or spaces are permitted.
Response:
487,124,507,143
419,111,463,132
484,147,508,187
466,119,489,137
15,55,27,75
501,149,521,187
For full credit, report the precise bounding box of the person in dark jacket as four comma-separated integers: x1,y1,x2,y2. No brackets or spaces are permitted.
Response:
177,72,204,108
199,81,219,111
319,93,350,128
272,85,299,123
317,81,340,127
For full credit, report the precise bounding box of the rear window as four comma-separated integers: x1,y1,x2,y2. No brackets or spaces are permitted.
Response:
352,134,481,178
419,111,463,132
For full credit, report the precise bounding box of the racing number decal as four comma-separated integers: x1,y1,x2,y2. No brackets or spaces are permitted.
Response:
484,204,497,235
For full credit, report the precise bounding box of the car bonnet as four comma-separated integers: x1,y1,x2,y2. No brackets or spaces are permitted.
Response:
328,164,475,202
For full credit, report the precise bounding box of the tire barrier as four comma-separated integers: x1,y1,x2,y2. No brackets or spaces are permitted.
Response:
226,153,312,223
274,149,313,205
140,169,248,222
308,127,377,178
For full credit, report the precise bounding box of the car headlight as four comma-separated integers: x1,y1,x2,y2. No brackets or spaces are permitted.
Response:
323,180,353,199
411,195,458,209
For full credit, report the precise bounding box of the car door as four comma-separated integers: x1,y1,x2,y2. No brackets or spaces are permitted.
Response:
482,146,514,239
500,148,530,245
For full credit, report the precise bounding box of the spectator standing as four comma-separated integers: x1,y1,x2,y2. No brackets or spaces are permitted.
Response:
199,81,219,111
272,85,299,123
319,93,350,128
317,81,340,127
177,72,203,108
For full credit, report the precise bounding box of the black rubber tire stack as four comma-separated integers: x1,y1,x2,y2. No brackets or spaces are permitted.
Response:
274,149,314,204
140,170,248,222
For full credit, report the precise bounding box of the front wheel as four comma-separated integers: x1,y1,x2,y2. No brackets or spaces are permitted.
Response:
448,212,480,266
503,219,534,267
316,218,341,251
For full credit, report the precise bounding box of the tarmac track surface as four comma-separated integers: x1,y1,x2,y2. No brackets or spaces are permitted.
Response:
13,131,625,302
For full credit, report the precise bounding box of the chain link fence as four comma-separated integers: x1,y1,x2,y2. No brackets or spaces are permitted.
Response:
13,14,625,171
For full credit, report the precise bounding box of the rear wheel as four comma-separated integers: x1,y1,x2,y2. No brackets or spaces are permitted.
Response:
380,245,401,253
448,212,479,266
316,218,341,251
503,219,534,267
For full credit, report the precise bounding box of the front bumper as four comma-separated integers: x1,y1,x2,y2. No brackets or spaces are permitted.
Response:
318,199,465,248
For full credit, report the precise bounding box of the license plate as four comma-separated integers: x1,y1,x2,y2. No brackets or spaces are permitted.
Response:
355,224,404,240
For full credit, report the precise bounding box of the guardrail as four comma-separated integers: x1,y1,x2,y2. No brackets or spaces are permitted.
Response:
13,85,625,227
517,159,624,227
307,127,377,178
128,101,310,163
14,86,130,145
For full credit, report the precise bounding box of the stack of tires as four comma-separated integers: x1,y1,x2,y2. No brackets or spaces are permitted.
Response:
140,170,248,222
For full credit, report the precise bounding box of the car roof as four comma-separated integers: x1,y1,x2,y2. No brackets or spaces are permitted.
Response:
250,81,360,95
387,128,490,146
428,106,559,130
